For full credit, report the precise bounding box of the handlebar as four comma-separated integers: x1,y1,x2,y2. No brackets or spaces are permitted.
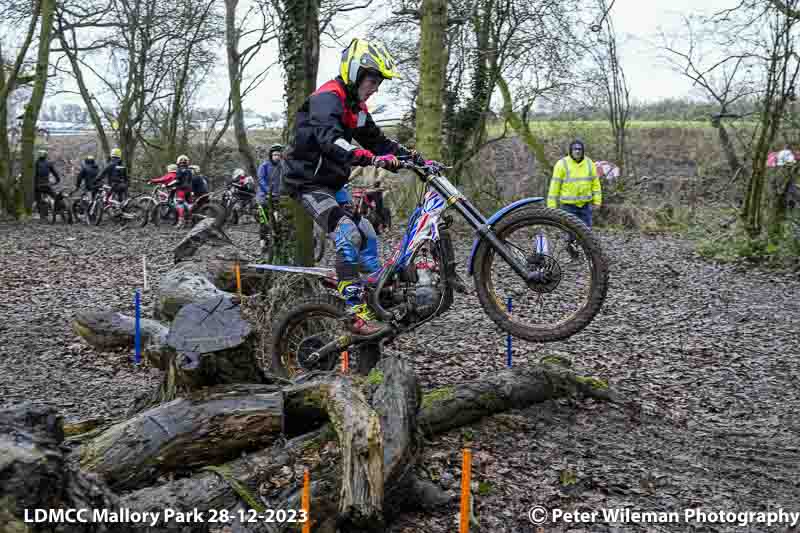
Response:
372,153,450,175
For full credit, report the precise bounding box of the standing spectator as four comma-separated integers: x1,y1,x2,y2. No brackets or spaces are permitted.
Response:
73,155,100,204
173,154,194,229
547,139,602,259
97,147,129,203
34,149,61,216
257,143,284,203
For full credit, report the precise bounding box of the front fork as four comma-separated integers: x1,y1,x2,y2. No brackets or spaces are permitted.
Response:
450,200,536,283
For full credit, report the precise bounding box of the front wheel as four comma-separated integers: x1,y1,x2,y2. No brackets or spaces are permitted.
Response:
473,205,609,342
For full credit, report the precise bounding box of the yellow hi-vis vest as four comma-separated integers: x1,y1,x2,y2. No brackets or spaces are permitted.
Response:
547,156,602,208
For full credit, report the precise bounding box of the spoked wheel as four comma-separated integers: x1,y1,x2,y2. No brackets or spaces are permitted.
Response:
271,294,347,378
473,205,609,342
92,201,105,226
134,198,155,227
71,200,84,224
151,203,176,227
120,202,146,227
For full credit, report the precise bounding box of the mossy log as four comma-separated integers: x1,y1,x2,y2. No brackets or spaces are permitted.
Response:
80,383,284,491
417,358,619,436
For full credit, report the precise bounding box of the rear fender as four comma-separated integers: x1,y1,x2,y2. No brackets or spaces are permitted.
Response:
466,197,544,275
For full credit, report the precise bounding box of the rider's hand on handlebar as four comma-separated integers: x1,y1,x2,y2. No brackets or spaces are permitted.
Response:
352,148,375,166
372,154,400,172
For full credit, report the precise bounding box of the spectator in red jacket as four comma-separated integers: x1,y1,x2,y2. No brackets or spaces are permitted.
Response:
150,164,178,186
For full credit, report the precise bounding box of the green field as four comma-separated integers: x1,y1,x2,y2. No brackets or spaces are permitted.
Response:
486,119,722,137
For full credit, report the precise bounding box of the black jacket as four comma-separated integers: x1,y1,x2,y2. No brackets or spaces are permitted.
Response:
76,160,99,190
175,166,193,189
98,157,128,186
35,158,60,186
282,77,408,194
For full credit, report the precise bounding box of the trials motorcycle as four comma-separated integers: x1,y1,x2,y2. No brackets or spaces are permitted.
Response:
251,154,609,376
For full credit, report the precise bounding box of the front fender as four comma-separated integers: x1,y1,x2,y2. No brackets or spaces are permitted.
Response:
466,197,544,275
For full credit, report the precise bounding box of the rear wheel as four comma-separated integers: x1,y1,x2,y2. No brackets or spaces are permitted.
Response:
135,198,155,227
151,203,176,227
120,201,146,227
473,205,608,342
270,294,346,378
92,200,104,226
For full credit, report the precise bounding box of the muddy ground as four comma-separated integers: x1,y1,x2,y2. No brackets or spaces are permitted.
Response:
1,218,799,533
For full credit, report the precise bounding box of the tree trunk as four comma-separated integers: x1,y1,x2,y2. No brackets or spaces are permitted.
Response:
280,0,320,266
496,75,552,173
0,8,39,217
57,29,111,159
225,0,258,178
0,45,12,217
19,0,55,213
415,0,448,164
447,0,494,173
714,120,740,175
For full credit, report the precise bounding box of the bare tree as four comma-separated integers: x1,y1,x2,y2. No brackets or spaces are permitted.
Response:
666,1,800,239
224,0,277,178
374,0,580,182
18,0,56,212
0,4,40,216
662,15,759,176
588,0,631,176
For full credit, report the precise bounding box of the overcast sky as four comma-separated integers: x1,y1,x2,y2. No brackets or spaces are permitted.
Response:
53,0,738,118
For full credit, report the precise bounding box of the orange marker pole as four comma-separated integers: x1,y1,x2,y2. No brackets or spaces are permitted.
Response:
235,261,242,299
459,448,472,533
302,468,311,533
341,351,349,373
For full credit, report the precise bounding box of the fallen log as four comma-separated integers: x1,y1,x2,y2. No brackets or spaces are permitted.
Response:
119,428,338,532
0,403,137,533
80,383,284,491
134,295,271,411
71,311,169,367
418,356,618,436
154,259,235,322
114,357,438,532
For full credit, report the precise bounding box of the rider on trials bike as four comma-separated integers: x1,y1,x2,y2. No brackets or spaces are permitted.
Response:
282,38,410,336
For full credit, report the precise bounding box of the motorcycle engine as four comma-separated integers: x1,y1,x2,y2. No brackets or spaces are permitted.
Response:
412,262,441,319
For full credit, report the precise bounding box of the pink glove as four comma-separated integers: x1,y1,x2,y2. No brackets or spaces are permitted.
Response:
372,154,400,171
352,148,374,166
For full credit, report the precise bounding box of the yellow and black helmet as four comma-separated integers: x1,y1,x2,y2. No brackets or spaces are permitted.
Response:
340,38,401,90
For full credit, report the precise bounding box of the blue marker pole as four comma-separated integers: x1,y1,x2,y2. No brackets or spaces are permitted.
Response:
506,297,512,368
134,289,141,365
